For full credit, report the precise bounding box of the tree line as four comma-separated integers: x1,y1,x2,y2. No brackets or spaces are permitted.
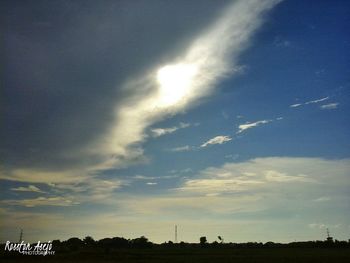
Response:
1,235,350,253
45,236,350,251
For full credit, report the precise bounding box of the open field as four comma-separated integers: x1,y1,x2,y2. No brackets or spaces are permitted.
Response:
2,247,350,263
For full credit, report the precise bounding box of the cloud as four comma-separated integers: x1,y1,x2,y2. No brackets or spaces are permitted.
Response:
222,111,229,120
313,196,331,202
170,145,192,152
290,103,302,108
2,0,282,184
150,122,190,137
290,97,329,108
320,103,339,110
2,157,350,243
1,177,126,208
308,223,340,229
264,170,314,182
273,36,291,47
225,154,239,160
0,168,86,184
101,157,349,235
49,178,125,202
132,174,178,180
177,157,350,196
90,0,282,172
2,1,231,173
305,97,329,105
11,185,45,193
201,135,232,147
237,119,271,133
1,196,79,207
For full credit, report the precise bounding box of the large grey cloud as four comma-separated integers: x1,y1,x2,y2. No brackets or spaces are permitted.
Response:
1,0,229,171
2,0,283,186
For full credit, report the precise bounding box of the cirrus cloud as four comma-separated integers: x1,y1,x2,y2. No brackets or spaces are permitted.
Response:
200,135,232,148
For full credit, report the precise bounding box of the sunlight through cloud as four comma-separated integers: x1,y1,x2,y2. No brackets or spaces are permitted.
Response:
156,64,198,107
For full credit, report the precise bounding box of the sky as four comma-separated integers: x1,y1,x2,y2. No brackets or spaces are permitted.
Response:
1,0,350,244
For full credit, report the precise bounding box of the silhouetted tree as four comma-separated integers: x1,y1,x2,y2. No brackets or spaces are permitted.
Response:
111,237,129,248
66,237,84,251
98,238,113,248
200,236,207,247
52,240,61,251
83,236,95,246
131,236,152,248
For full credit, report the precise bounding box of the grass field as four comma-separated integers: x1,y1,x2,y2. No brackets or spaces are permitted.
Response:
2,247,350,263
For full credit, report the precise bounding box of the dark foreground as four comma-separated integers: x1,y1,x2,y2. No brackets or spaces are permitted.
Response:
2,247,350,263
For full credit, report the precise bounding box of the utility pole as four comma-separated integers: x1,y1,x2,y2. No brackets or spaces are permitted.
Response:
19,229,23,243
175,225,178,243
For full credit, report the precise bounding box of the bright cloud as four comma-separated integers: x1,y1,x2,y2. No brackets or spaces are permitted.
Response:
290,96,329,108
11,185,45,193
320,103,339,110
201,135,232,147
264,170,314,183
86,0,282,174
290,103,302,108
237,119,271,133
178,157,350,196
305,97,329,105
151,122,190,137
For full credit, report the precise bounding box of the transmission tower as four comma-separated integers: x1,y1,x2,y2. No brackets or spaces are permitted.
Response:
326,228,333,242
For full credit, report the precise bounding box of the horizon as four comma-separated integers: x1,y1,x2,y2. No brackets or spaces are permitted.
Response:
1,0,350,244
2,227,346,245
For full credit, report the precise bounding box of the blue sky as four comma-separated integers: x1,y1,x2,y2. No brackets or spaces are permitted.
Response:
1,0,350,243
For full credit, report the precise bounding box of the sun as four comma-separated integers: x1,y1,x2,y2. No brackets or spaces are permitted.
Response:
156,63,198,107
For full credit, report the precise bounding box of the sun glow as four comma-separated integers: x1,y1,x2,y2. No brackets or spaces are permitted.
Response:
156,63,198,107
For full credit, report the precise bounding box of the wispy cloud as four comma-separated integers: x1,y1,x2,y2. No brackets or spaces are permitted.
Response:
169,145,192,152
308,223,340,229
1,196,79,207
201,135,232,147
50,178,125,202
273,36,291,47
132,174,179,180
150,122,190,137
320,103,339,110
237,120,271,134
264,170,314,183
3,157,349,242
313,196,331,202
2,178,126,208
305,97,329,105
290,96,329,108
177,157,350,196
236,117,283,134
222,111,229,120
11,185,45,193
0,168,86,184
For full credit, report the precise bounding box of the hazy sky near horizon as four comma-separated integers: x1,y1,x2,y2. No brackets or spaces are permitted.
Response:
1,0,350,243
